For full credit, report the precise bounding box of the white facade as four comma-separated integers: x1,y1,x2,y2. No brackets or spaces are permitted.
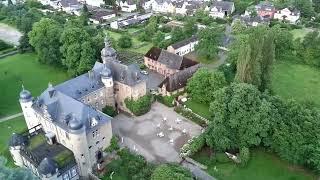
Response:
84,0,104,7
142,0,153,10
119,1,137,12
274,8,300,24
152,1,175,14
167,38,199,56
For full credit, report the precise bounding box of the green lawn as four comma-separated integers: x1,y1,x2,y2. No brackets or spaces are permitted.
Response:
184,100,211,120
192,148,317,180
290,28,313,40
272,61,320,107
0,117,27,167
0,53,69,117
105,29,153,54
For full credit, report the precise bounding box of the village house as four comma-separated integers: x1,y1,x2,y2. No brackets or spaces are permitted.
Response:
233,15,270,27
252,1,275,18
274,7,300,24
175,1,203,16
167,36,198,56
89,8,116,24
144,47,198,77
110,13,152,29
158,64,200,96
119,0,137,12
152,0,175,14
82,0,104,7
54,0,82,15
207,0,235,18
141,0,154,10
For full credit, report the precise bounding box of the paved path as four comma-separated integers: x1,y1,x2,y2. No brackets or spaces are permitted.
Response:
182,161,216,180
0,23,22,46
0,113,23,122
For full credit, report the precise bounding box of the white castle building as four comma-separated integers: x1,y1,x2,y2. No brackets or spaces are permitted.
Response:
9,37,146,179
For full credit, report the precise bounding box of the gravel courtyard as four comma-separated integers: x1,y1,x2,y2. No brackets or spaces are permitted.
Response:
112,102,203,163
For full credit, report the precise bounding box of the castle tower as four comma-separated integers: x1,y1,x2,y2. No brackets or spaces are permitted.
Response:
101,35,117,63
100,64,115,108
19,85,39,130
38,158,59,180
8,133,26,167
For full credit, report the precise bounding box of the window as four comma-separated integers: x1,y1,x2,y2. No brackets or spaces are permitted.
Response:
71,168,77,177
89,145,92,149
65,132,69,139
103,137,105,140
63,173,69,180
92,131,95,138
96,141,99,144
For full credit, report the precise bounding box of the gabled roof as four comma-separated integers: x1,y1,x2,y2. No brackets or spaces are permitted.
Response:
170,36,198,49
159,64,200,92
59,0,81,7
211,1,234,11
255,1,275,11
90,9,115,21
145,47,198,70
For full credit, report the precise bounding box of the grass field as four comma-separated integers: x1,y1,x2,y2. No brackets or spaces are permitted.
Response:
290,28,313,40
0,117,27,167
272,61,320,107
0,53,70,117
184,100,211,120
192,148,317,180
105,29,153,54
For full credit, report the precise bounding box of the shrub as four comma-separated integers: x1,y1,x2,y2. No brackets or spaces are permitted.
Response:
117,34,132,48
104,136,120,153
151,164,193,180
156,95,174,107
174,106,207,127
139,63,146,70
0,40,12,51
239,147,250,167
102,105,117,117
125,95,153,116
180,134,206,157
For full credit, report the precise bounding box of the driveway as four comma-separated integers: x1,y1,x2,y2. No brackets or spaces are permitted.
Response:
0,23,22,46
112,102,202,163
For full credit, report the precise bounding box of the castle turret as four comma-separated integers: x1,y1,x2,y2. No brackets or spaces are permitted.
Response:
19,85,39,130
101,65,115,108
9,133,26,167
38,158,59,180
101,35,117,63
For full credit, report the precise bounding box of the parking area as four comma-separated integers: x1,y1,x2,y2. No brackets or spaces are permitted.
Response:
112,102,202,163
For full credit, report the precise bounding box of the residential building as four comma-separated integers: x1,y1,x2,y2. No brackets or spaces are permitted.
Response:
55,0,82,15
167,36,198,56
152,0,175,14
274,8,300,24
233,15,270,27
110,13,152,29
141,0,153,10
89,8,116,24
144,47,198,77
254,1,275,18
207,0,235,18
9,36,146,179
83,0,104,7
158,64,200,96
119,0,137,12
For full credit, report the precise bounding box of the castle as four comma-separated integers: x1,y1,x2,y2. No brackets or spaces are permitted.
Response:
9,36,147,179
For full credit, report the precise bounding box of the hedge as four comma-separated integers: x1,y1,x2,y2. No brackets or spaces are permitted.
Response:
180,134,206,157
174,106,207,127
156,95,174,107
125,95,153,116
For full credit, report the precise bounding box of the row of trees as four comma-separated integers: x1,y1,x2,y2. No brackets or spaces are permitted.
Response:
28,9,104,76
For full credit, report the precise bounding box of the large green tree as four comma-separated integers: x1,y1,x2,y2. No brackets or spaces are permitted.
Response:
195,27,223,60
187,68,227,104
60,27,96,75
151,164,193,180
28,18,62,65
183,17,197,37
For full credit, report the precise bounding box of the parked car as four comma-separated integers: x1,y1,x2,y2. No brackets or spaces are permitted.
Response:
140,70,148,75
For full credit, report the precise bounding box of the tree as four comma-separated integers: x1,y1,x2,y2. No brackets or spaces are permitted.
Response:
16,8,43,33
183,17,197,37
231,19,246,35
18,33,32,53
170,27,185,43
28,18,62,65
0,156,37,180
195,27,223,60
152,31,165,47
239,147,250,166
79,3,89,26
117,34,132,48
151,164,193,180
7,0,13,6
187,68,227,104
271,25,294,60
60,27,96,75
260,30,275,91
293,0,314,18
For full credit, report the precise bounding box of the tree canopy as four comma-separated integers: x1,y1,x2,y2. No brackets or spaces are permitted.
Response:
195,27,223,60
151,164,193,180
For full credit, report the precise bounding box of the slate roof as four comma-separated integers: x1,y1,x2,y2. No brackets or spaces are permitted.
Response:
170,36,198,49
59,0,81,7
255,1,275,11
35,84,111,133
211,1,234,11
145,47,198,70
90,9,115,21
159,64,200,92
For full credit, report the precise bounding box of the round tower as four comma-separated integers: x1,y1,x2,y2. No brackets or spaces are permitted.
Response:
38,158,59,180
101,65,115,108
9,133,26,167
101,35,117,63
67,117,91,177
19,86,39,129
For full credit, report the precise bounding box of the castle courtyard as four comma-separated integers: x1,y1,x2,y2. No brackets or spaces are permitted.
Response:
112,102,203,163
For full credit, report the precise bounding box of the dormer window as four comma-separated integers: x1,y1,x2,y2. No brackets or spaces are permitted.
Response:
91,117,98,127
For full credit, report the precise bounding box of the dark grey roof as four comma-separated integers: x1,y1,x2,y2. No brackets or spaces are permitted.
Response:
38,158,58,176
9,133,27,147
102,61,146,86
101,65,112,78
211,1,234,11
234,15,270,26
59,0,81,7
90,9,115,21
159,64,200,92
68,117,84,131
145,47,199,70
255,1,275,11
35,84,111,133
19,89,32,102
170,36,198,49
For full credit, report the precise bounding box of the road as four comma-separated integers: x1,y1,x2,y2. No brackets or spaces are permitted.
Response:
0,23,22,46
